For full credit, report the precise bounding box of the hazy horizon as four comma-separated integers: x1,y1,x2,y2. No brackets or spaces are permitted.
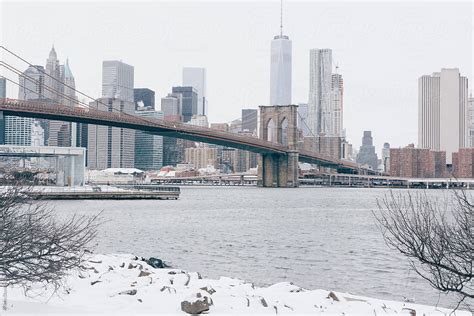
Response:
1,0,472,152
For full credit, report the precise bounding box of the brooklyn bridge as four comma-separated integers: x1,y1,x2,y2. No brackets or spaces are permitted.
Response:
0,99,373,187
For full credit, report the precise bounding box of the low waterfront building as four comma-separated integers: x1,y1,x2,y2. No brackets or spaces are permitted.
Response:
389,144,446,178
86,168,145,185
0,145,85,186
452,148,474,178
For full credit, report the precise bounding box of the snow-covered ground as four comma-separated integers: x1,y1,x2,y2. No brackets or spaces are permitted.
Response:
4,254,469,315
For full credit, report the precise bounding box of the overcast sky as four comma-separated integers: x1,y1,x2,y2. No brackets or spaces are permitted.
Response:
1,0,472,151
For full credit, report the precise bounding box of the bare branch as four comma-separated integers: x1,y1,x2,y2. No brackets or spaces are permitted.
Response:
373,189,473,308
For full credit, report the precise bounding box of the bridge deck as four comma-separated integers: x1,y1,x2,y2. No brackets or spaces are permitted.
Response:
0,99,366,172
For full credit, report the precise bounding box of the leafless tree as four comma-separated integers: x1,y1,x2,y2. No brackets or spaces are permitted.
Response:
0,185,101,310
374,189,473,310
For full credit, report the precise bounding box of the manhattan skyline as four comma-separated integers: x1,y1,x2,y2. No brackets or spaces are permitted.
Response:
1,1,472,151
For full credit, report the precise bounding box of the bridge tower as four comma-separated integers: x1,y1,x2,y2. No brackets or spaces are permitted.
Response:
258,105,299,187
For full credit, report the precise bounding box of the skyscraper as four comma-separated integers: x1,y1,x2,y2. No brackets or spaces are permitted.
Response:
381,142,390,172
297,103,310,137
418,68,468,163
102,60,134,102
356,131,378,170
134,88,155,110
330,72,343,137
308,49,332,136
61,59,77,107
161,93,182,121
183,68,207,116
468,94,474,147
0,78,5,144
270,2,291,106
0,77,5,98
161,93,184,167
45,49,77,147
172,86,198,122
5,66,45,146
87,98,135,169
134,109,164,170
44,46,61,101
241,109,258,134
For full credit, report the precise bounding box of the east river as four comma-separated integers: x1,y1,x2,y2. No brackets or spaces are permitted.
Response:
51,187,460,308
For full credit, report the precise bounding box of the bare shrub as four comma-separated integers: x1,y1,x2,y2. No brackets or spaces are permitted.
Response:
374,189,473,309
0,186,101,309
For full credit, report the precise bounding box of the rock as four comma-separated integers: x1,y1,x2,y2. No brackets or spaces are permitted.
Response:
181,293,213,314
145,257,167,268
128,263,136,269
118,289,137,296
200,285,216,295
168,270,185,275
138,270,151,277
402,308,416,316
327,291,339,302
284,304,294,311
160,286,176,293
184,273,191,286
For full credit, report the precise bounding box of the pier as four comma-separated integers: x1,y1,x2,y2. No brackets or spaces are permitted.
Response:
27,186,180,200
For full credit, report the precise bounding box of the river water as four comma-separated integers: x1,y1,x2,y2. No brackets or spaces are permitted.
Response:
51,187,460,308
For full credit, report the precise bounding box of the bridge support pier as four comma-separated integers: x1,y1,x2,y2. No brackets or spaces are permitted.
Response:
257,104,299,188
258,151,299,188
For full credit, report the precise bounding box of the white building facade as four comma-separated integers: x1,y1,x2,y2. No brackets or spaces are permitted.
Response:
418,68,469,164
102,60,134,103
330,73,343,137
270,34,292,106
308,48,332,136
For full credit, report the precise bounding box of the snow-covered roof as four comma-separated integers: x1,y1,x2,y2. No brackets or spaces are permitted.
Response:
102,168,144,174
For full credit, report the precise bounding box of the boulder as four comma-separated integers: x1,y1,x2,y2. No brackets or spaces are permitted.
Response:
327,291,339,302
181,293,212,314
200,285,216,295
118,289,137,296
138,270,152,277
145,257,168,269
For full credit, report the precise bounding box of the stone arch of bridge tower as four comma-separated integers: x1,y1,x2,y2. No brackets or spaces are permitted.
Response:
279,117,288,146
265,118,275,142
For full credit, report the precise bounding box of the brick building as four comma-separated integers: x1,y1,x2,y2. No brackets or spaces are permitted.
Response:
452,148,474,178
390,144,446,178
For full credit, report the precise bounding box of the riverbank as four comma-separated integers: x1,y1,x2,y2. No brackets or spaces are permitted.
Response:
5,254,469,315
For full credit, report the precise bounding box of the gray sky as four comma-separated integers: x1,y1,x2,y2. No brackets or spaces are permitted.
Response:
1,0,472,152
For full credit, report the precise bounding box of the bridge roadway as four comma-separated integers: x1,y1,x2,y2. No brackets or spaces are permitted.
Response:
0,99,363,173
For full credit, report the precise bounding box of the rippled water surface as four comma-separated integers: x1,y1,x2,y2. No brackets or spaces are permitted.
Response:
52,187,459,307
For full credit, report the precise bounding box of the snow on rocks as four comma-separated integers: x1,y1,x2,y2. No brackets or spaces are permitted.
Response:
4,254,470,315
